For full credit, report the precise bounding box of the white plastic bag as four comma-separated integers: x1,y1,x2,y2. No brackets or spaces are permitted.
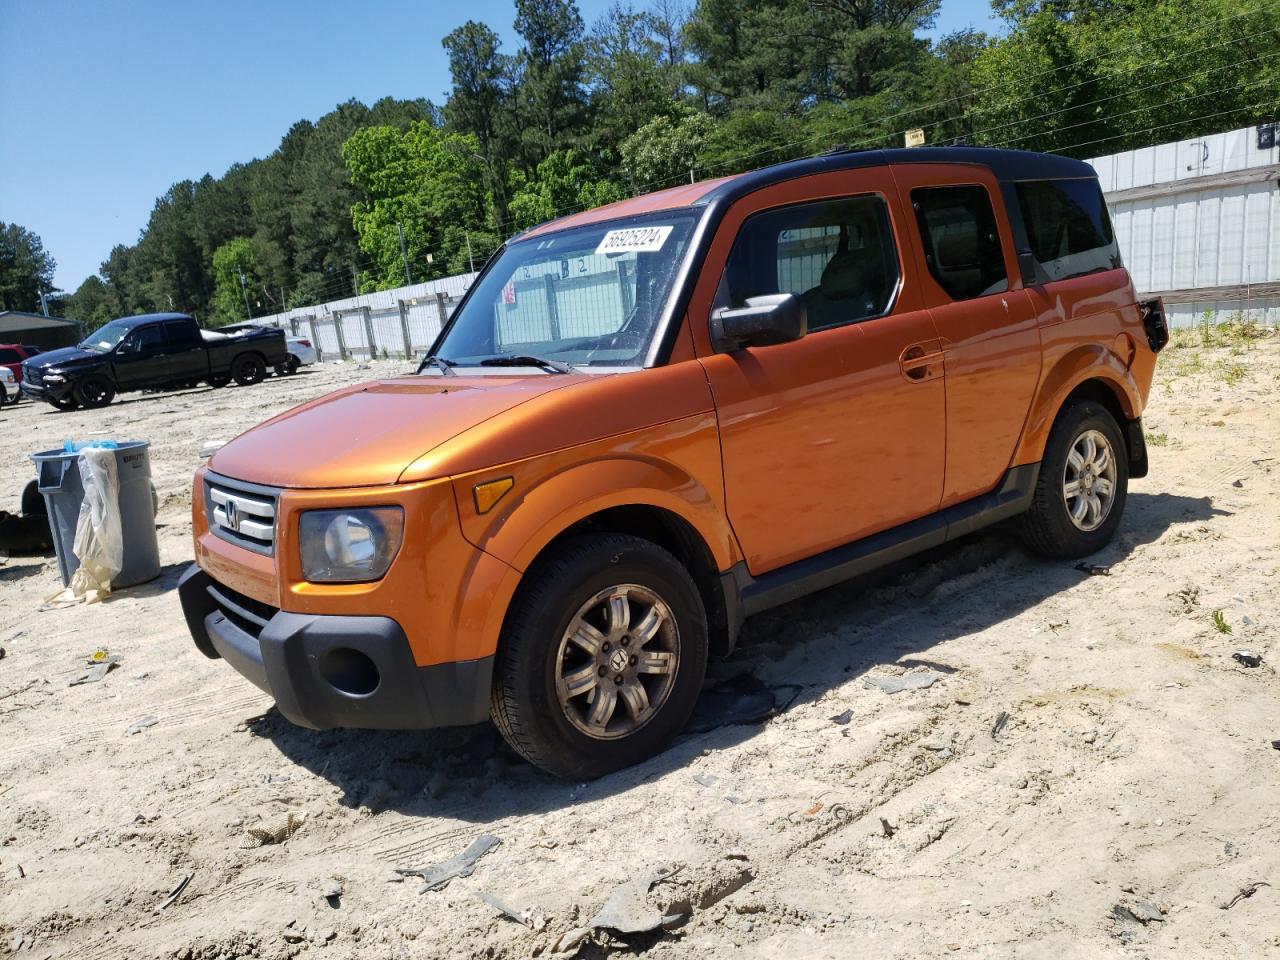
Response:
46,446,123,605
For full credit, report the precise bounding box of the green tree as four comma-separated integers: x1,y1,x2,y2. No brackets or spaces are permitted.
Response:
443,21,518,229
210,237,257,325
0,222,57,313
508,149,626,230
343,122,492,284
64,276,123,331
514,0,590,167
585,3,680,148
620,111,715,187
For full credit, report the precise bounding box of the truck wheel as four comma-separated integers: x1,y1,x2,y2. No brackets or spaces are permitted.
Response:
49,395,80,412
277,356,300,376
74,377,116,409
207,375,230,389
491,534,708,779
1019,400,1128,559
232,354,266,386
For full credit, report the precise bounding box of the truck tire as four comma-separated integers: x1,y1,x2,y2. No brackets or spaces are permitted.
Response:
1019,400,1128,559
232,354,266,386
74,377,116,409
277,356,300,376
207,375,230,388
49,394,80,412
491,534,708,779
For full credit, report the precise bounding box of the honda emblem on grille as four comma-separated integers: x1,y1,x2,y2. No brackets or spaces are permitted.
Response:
225,499,240,531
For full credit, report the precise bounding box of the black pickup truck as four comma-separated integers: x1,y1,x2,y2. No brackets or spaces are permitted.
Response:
21,313,289,411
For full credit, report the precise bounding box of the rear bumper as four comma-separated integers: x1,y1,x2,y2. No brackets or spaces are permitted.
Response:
178,564,492,730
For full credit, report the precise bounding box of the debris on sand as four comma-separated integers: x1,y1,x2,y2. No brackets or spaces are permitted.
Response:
1219,880,1270,910
863,669,944,695
991,710,1010,738
686,675,776,732
322,879,343,906
126,715,159,735
243,811,306,847
477,891,548,930
829,708,854,725
588,866,685,934
879,818,897,838
1075,562,1112,576
396,835,501,893
69,651,122,686
155,873,192,913
1232,650,1262,668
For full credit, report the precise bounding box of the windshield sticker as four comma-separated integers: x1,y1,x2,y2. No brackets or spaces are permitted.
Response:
595,225,674,256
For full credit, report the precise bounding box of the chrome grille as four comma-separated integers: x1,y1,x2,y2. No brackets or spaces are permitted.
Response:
205,473,278,555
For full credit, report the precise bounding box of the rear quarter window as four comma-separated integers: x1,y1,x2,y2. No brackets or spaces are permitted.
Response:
0,348,21,363
1015,179,1121,282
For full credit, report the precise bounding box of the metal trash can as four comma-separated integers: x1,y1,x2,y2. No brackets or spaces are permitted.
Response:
30,440,161,588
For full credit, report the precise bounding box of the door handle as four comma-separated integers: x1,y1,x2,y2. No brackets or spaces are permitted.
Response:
899,340,944,382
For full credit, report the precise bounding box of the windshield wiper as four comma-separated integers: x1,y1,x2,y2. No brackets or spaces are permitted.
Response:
479,354,576,374
419,355,457,376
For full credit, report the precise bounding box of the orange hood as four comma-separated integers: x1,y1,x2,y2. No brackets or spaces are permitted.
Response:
208,375,581,488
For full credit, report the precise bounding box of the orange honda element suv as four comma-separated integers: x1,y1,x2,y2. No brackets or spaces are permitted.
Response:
180,148,1168,778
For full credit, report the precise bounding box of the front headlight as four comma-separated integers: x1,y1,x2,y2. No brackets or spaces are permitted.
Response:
298,507,404,583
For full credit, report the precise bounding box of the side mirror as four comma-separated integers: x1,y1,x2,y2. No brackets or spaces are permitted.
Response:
1017,248,1040,287
116,339,135,355
711,293,807,353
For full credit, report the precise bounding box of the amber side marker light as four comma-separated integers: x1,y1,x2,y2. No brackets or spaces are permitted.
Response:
474,477,515,514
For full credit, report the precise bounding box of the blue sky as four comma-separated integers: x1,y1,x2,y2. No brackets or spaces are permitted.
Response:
0,0,1001,292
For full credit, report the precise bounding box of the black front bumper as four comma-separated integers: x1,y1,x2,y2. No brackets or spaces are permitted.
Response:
21,379,74,403
178,565,492,730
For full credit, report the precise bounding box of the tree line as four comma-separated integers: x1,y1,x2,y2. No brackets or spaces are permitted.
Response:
10,0,1275,328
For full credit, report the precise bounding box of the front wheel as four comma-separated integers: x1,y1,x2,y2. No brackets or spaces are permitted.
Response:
49,394,80,412
1019,400,1128,558
74,377,115,409
207,374,230,389
231,354,266,386
491,534,708,779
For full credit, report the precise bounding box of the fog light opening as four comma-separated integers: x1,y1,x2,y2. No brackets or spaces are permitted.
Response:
320,647,380,697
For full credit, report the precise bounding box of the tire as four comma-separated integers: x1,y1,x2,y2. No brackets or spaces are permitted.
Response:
1019,400,1128,559
74,377,115,409
231,354,266,386
49,394,80,412
491,534,708,779
207,375,230,389
277,356,301,376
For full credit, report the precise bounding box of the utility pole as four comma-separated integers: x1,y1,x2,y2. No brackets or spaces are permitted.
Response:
465,231,476,274
397,222,412,285
237,268,252,320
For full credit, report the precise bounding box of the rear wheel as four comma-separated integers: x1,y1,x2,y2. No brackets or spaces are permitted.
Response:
74,377,115,409
491,534,708,779
231,354,266,386
1019,400,1128,558
276,355,300,376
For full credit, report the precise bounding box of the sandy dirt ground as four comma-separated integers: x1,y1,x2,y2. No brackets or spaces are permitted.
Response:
1,331,1278,960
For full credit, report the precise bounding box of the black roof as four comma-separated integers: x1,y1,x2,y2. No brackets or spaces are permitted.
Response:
697,146,1096,209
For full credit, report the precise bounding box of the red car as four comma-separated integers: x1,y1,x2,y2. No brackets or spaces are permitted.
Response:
0,344,40,403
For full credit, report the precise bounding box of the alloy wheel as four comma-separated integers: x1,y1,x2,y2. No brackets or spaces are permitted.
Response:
1063,428,1117,532
554,583,679,740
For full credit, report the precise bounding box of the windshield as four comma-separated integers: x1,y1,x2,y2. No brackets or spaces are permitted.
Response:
81,320,131,352
432,210,699,370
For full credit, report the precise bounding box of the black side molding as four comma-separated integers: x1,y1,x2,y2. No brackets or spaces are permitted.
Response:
722,463,1040,629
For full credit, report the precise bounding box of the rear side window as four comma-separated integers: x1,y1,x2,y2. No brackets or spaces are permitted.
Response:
720,194,899,331
911,186,1008,300
1016,179,1120,281
163,320,201,348
0,348,21,363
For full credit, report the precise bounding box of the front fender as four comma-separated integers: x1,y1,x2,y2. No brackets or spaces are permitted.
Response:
451,414,738,576
1013,344,1143,466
